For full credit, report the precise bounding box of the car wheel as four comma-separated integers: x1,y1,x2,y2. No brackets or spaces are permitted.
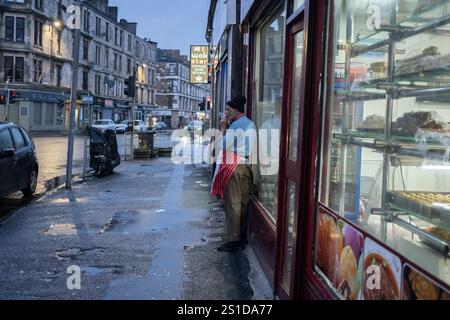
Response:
22,168,38,197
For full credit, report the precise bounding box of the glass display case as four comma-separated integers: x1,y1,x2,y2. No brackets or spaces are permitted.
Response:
319,0,450,296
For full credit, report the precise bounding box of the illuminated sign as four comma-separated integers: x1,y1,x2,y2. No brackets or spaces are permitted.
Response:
190,45,209,84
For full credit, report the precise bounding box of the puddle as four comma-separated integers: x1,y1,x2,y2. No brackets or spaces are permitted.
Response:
55,247,105,261
38,173,84,194
83,267,104,276
55,248,82,261
154,173,172,178
100,210,139,234
1,174,80,222
43,175,66,192
45,224,77,236
48,198,71,204
83,266,124,276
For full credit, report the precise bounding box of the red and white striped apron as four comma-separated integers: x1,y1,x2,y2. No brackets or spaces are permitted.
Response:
211,150,243,199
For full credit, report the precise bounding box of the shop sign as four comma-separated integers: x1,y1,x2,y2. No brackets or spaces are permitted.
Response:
94,97,105,106
105,99,114,107
20,91,64,103
82,95,93,104
190,45,209,84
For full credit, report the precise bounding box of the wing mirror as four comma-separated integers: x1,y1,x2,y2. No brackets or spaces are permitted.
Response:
0,148,15,158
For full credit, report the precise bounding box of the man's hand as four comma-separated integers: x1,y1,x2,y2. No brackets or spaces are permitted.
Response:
219,118,229,134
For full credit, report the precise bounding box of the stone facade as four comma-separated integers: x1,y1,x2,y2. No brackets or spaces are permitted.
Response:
0,0,157,132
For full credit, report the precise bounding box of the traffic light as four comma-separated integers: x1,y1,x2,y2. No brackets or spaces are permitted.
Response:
198,97,206,111
9,90,17,103
0,91,6,105
124,76,136,98
206,96,211,110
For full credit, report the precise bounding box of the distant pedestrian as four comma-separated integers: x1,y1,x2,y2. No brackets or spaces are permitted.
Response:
211,95,256,252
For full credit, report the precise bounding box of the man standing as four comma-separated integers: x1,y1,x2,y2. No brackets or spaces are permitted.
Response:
212,95,256,252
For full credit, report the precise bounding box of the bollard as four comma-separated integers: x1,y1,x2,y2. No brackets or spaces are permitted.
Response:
82,135,88,181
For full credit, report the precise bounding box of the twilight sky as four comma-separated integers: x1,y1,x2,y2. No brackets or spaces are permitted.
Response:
108,0,210,56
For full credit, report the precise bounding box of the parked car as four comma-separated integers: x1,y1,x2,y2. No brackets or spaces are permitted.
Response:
0,122,39,197
153,122,168,130
92,119,116,131
185,120,204,132
123,120,148,132
115,121,128,134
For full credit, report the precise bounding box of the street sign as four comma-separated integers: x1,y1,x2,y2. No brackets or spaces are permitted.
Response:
190,45,209,84
82,95,93,104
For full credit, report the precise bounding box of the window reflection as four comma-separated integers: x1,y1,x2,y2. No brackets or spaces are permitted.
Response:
254,6,286,222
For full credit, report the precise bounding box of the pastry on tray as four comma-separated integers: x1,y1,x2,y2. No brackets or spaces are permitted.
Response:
357,114,385,131
426,227,450,242
399,192,450,206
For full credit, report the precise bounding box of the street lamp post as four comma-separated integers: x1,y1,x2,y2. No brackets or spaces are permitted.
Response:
130,90,135,160
4,78,10,122
65,2,81,189
129,66,138,160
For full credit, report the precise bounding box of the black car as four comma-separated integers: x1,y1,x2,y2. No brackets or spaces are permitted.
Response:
0,122,39,197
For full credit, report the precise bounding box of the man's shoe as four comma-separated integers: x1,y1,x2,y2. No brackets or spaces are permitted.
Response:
217,241,244,252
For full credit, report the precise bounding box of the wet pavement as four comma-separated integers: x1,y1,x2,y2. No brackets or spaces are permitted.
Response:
33,135,85,186
0,155,273,300
0,134,133,220
0,135,84,220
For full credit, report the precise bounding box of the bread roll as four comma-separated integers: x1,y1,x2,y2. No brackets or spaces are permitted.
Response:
338,246,358,299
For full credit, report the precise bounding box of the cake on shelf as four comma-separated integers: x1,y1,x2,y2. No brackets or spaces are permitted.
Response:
357,114,385,131
392,111,448,136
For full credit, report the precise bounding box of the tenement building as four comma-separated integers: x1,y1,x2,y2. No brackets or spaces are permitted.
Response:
0,0,157,132
155,49,210,129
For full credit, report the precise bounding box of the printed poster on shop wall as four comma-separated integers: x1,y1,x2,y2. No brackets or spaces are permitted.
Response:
316,211,365,300
402,264,450,300
363,238,402,300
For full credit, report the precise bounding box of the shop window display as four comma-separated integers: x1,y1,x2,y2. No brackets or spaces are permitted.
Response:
317,0,450,299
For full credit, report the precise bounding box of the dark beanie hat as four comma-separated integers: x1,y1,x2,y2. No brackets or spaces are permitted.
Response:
227,95,247,113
